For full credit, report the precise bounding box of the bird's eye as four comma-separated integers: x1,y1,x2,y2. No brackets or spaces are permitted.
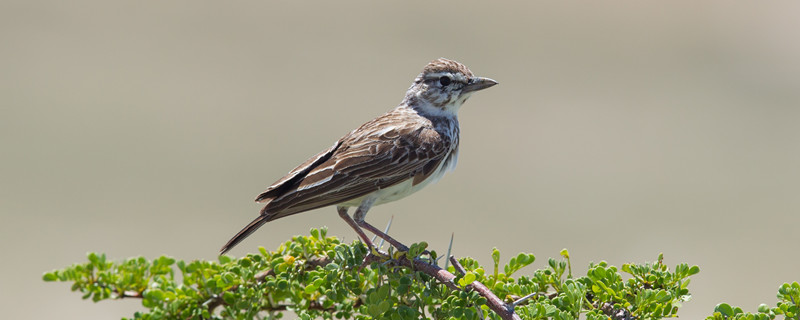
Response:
439,76,451,86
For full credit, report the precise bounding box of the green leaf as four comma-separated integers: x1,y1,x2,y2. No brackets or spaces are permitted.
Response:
42,272,58,281
408,242,428,257
688,265,700,275
367,304,381,317
238,258,252,267
458,272,477,287
377,285,390,300
324,263,339,271
88,252,100,265
277,279,289,290
377,300,391,314
715,303,734,316
222,291,235,304
145,289,165,301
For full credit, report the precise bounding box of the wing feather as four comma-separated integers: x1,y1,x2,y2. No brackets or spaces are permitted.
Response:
255,141,341,202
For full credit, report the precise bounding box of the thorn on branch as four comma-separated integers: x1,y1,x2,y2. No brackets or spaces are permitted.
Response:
444,233,454,271
510,291,539,308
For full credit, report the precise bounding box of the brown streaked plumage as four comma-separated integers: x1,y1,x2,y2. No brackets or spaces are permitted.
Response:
220,58,497,254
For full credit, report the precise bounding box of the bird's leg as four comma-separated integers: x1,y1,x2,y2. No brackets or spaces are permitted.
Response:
337,206,395,268
352,203,410,252
337,206,377,249
358,220,410,252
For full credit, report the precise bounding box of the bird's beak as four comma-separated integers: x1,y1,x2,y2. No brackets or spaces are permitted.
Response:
462,77,498,93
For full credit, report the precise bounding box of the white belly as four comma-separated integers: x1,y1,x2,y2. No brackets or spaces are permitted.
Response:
340,148,458,208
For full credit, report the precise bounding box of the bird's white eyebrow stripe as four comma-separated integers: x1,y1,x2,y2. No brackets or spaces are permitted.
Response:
424,72,450,78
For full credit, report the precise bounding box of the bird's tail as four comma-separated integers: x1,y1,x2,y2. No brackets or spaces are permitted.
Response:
219,214,270,255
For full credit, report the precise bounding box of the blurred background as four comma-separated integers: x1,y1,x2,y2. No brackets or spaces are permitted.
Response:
2,1,799,319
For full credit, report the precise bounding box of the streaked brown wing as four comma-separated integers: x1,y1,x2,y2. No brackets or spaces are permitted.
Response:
260,175,411,218
255,141,341,202
260,112,452,220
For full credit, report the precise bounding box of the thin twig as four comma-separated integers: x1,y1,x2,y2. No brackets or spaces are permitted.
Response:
450,255,468,275
118,290,143,298
450,256,521,320
476,305,485,320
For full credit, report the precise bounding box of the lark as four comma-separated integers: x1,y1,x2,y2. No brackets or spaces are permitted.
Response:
220,58,497,254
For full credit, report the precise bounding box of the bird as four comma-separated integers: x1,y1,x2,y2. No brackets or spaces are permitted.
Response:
220,58,497,255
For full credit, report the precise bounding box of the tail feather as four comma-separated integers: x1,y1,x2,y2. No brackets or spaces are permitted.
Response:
219,214,270,255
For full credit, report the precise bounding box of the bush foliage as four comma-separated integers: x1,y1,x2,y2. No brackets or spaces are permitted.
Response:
42,228,793,320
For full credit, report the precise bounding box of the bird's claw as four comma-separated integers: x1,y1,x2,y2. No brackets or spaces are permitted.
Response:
359,246,390,269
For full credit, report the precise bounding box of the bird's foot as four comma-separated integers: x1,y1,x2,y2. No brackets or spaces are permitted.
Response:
359,246,391,269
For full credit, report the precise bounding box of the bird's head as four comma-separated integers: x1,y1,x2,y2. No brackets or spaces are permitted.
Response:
404,58,498,116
